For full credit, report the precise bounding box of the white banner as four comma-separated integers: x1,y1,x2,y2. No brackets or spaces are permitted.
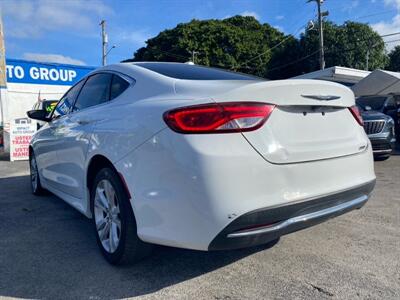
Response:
10,117,36,161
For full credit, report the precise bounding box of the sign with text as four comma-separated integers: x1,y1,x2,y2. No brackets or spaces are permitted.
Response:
5,58,95,86
10,118,36,161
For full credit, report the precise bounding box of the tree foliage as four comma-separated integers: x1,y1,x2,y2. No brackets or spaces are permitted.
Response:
125,16,388,79
129,16,286,77
299,21,387,74
388,46,400,71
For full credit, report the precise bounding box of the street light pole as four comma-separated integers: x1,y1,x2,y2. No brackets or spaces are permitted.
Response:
100,20,108,66
105,45,116,58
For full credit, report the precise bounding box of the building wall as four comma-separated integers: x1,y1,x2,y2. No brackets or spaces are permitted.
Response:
6,82,68,121
0,58,95,152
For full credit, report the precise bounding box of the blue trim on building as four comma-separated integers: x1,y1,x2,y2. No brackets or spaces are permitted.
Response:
5,58,97,86
6,58,97,70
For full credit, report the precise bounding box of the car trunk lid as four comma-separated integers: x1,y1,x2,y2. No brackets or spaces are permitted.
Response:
211,79,368,164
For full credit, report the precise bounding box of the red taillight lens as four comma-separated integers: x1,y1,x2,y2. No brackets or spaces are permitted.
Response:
163,102,275,134
349,105,363,126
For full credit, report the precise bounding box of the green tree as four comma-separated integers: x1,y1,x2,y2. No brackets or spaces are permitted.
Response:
298,21,387,73
124,18,389,80
388,45,400,71
125,16,291,77
265,36,303,79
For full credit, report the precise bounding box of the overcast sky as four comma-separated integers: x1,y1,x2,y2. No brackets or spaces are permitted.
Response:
1,0,400,67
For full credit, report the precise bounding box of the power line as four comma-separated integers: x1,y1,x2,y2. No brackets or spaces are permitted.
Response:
380,31,400,38
215,30,400,74
384,39,400,44
236,4,316,69
264,35,400,74
265,49,320,73
353,9,398,21
237,22,307,69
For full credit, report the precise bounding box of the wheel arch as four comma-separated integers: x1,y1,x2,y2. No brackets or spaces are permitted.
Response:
86,154,132,214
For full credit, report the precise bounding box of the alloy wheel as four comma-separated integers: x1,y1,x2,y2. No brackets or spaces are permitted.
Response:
30,156,38,192
94,179,122,253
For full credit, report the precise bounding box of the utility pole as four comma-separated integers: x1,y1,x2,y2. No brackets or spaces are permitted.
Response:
100,20,108,66
317,0,325,70
191,51,199,64
366,41,380,70
308,0,327,70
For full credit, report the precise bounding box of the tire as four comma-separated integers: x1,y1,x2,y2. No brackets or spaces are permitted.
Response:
29,151,46,195
91,167,152,265
374,155,390,161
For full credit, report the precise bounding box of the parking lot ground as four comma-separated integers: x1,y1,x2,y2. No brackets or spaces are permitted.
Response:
0,154,399,300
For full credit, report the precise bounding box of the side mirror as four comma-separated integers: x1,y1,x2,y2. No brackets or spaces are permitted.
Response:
27,110,51,122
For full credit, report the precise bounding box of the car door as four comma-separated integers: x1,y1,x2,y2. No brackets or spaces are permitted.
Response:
34,80,85,190
54,73,113,201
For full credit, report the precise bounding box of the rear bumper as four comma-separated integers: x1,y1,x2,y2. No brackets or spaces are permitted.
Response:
117,128,376,251
208,180,375,250
370,137,395,155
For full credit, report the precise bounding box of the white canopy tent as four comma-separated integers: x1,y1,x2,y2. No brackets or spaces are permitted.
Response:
351,69,400,97
293,66,370,86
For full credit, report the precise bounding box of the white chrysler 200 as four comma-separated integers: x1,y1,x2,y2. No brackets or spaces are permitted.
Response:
27,62,376,265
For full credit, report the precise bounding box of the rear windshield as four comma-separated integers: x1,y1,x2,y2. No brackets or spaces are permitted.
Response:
134,62,263,81
356,96,387,111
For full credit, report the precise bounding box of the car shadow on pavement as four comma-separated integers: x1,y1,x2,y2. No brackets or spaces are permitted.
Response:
0,174,276,299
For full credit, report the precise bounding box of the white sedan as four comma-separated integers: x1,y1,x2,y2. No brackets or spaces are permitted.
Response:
27,62,376,265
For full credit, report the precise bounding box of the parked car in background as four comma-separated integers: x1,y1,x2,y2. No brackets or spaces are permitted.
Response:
27,62,376,265
32,100,58,129
357,106,396,160
356,95,399,139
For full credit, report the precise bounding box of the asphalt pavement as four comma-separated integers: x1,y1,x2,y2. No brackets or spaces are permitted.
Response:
0,153,399,299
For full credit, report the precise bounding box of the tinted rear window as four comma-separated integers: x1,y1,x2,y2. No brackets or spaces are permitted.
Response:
134,62,262,81
356,96,387,111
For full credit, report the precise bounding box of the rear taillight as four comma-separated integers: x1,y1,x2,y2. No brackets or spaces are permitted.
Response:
349,106,363,126
163,102,275,134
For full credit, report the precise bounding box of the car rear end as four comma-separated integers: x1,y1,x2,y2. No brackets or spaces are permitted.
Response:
116,78,376,251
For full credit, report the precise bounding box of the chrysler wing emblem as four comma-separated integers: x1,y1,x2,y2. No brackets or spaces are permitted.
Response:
301,94,341,101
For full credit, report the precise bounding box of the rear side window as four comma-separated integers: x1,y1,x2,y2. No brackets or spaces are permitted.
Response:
134,62,262,81
73,73,112,111
110,75,130,100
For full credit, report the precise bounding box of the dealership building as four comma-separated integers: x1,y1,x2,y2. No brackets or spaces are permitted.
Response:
0,58,95,152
